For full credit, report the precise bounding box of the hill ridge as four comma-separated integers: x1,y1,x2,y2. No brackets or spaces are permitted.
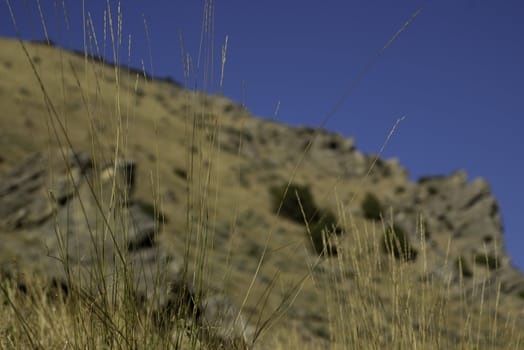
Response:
0,37,523,347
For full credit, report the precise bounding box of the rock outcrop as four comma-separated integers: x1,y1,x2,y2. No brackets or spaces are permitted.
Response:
383,170,519,291
0,149,252,348
213,110,524,301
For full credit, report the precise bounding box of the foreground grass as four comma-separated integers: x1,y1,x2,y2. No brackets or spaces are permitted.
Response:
1,220,523,349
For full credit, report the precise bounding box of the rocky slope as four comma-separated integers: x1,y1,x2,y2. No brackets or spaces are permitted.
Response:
0,37,523,347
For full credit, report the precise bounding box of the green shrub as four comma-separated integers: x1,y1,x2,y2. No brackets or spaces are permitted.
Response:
309,225,337,256
427,185,439,195
382,224,417,261
269,182,340,256
361,192,383,221
173,167,187,180
474,253,499,270
395,186,406,194
518,290,524,300
456,256,473,278
269,183,317,224
134,87,145,97
309,209,340,256
417,175,445,184
313,210,342,235
223,103,235,113
135,200,168,224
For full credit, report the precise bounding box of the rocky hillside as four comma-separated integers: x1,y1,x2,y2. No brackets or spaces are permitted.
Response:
0,37,523,348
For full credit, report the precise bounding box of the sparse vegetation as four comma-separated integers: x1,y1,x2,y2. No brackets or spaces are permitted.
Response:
309,210,340,256
456,256,474,278
223,103,235,113
395,185,406,194
135,199,168,224
483,235,493,243
474,253,500,270
269,182,340,255
427,185,439,195
174,167,188,179
417,175,445,183
361,192,383,220
382,224,417,261
269,183,317,224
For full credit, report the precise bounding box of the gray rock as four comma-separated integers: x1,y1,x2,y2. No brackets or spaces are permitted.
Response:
387,170,519,293
0,151,168,292
200,293,255,348
0,149,256,347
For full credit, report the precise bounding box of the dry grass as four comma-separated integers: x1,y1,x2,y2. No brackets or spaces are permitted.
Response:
0,1,523,349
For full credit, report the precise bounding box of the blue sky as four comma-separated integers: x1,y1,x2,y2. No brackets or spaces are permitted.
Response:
1,1,523,270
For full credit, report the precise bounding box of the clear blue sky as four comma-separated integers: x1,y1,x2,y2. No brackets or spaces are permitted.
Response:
1,1,523,270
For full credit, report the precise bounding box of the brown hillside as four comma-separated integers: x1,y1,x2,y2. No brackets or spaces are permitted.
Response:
0,37,523,348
